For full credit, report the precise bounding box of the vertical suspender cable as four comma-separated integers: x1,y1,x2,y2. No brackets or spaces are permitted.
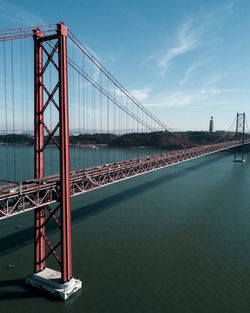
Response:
137,101,139,158
99,70,102,166
92,63,95,133
3,41,8,180
113,86,116,162
20,38,26,179
11,40,17,181
86,57,89,168
72,45,75,170
126,97,129,161
119,92,122,161
82,53,85,169
92,62,96,166
24,37,30,178
68,44,72,169
78,66,81,169
107,77,110,163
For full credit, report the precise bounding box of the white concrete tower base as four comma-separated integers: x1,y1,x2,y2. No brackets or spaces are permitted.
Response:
25,267,82,300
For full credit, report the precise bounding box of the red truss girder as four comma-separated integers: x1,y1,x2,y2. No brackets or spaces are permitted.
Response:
1,140,249,222
33,23,72,283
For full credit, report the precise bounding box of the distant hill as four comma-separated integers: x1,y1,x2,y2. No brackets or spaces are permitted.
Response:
0,131,249,151
109,131,250,150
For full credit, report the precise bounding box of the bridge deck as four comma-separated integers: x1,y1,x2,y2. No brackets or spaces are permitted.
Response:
0,140,249,220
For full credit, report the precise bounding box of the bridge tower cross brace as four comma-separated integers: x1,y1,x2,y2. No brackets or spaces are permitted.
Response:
26,23,81,299
234,112,246,162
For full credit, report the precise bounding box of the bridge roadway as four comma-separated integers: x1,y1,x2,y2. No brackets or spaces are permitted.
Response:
0,139,249,220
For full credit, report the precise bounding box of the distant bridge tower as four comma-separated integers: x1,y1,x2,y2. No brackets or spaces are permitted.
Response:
234,112,246,162
209,116,214,133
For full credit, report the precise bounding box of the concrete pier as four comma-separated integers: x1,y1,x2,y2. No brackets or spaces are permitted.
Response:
25,268,82,300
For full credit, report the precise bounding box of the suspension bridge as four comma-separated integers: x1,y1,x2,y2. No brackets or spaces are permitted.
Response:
0,22,249,300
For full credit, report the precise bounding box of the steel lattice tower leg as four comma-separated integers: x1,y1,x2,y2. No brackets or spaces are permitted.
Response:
33,28,46,274
234,112,246,162
26,23,81,300
58,23,73,282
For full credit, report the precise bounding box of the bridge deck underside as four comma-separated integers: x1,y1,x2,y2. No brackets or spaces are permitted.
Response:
0,140,249,220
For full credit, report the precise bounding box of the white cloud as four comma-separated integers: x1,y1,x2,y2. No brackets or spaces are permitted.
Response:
130,87,151,102
224,2,234,12
112,86,152,103
0,2,45,26
207,88,250,93
144,90,220,109
155,91,208,108
157,17,201,76
154,3,235,77
113,87,124,97
144,76,250,109
201,75,222,94
180,60,208,86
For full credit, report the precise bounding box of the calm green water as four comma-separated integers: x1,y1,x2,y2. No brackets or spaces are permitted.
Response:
1,146,250,313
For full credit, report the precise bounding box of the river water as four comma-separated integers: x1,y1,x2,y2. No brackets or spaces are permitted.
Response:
0,146,250,313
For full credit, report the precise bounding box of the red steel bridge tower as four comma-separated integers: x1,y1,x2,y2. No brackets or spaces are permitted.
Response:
234,112,246,162
25,22,82,300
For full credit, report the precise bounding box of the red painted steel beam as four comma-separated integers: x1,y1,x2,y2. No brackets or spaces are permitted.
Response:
33,28,46,273
57,22,73,283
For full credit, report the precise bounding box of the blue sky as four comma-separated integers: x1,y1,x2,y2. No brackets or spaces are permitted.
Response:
0,0,250,131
